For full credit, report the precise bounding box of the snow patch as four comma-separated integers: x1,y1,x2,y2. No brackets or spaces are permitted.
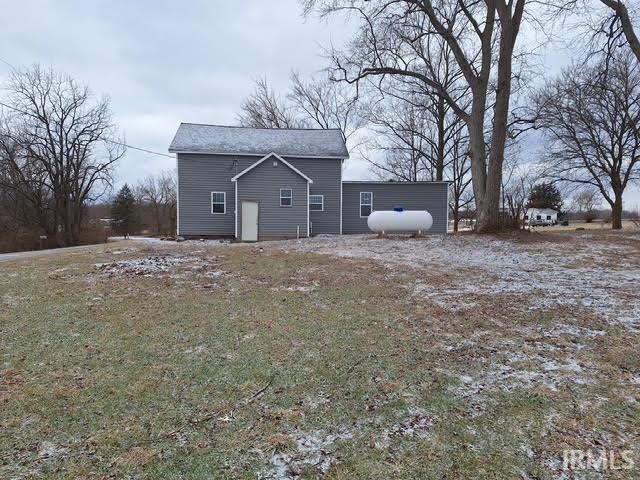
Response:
259,431,352,479
378,408,433,447
446,353,594,400
95,255,196,276
38,441,68,460
184,345,208,355
272,284,318,293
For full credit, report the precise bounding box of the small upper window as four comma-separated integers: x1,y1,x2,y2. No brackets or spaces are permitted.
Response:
536,215,541,220
280,188,292,207
360,192,373,217
211,191,226,214
547,215,552,220
309,194,324,211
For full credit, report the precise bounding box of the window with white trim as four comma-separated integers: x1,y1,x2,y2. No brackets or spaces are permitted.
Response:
360,192,373,217
211,191,226,214
309,194,324,211
280,188,292,207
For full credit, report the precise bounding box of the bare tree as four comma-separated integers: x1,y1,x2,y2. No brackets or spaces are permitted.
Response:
363,70,470,180
0,125,53,235
289,71,364,139
303,0,527,232
363,96,434,181
547,0,639,68
534,52,640,229
1,65,124,246
571,188,600,222
237,77,305,128
501,154,539,229
238,73,365,146
135,171,177,235
448,127,474,231
572,189,600,213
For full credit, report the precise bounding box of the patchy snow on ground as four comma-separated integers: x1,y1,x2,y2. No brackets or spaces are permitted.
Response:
379,407,433,447
2,294,27,308
259,430,352,480
95,255,199,276
446,352,596,402
263,232,640,414
37,441,69,461
271,283,318,293
272,234,640,329
94,253,229,282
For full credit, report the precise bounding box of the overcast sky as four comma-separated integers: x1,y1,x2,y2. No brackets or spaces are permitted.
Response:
0,1,368,181
1,0,639,209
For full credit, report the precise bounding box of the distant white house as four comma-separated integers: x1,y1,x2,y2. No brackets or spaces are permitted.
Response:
525,208,559,226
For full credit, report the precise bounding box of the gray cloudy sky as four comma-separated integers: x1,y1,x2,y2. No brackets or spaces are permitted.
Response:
1,0,639,208
0,0,370,184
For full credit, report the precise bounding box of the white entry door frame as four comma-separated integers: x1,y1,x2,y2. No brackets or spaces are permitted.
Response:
241,201,259,242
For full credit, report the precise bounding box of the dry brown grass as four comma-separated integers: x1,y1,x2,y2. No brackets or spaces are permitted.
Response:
1,234,639,479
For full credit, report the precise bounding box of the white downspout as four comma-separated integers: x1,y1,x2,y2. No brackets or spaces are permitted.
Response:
446,184,450,234
307,182,310,237
339,159,343,235
234,180,238,239
176,155,180,236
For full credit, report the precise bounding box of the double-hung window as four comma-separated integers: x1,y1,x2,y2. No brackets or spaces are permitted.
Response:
309,194,324,212
211,191,226,214
360,192,373,217
280,188,292,207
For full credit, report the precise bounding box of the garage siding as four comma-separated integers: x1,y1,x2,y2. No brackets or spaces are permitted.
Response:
341,182,449,235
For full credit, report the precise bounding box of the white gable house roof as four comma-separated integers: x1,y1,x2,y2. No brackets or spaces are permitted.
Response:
169,123,349,159
231,153,313,183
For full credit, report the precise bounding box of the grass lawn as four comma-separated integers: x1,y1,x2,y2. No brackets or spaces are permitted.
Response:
1,232,639,479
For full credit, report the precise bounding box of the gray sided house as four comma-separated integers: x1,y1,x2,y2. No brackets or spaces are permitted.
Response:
169,123,448,240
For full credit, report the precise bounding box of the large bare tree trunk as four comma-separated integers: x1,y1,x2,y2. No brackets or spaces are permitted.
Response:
477,0,523,232
468,97,489,230
435,96,446,181
611,192,624,229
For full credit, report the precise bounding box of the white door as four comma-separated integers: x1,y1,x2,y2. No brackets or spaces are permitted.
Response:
241,201,259,242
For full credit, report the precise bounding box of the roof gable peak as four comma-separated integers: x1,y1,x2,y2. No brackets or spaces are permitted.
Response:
231,153,313,183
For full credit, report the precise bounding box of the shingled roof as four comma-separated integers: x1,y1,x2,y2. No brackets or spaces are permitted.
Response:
168,123,349,159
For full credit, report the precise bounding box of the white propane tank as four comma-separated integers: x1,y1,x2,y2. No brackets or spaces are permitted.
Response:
367,210,433,234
